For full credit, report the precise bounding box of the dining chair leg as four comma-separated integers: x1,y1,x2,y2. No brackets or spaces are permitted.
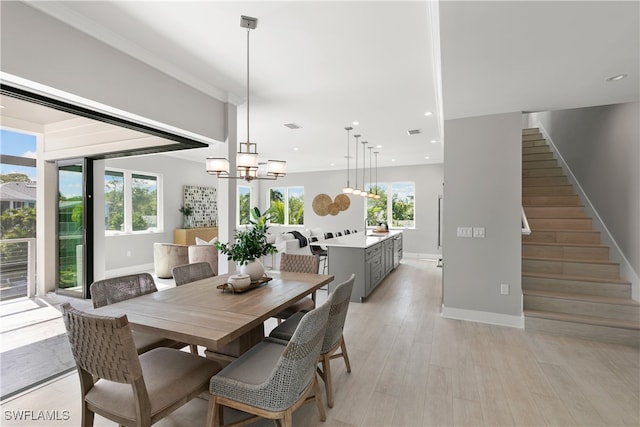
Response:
340,336,351,373
190,344,199,354
206,395,220,427
320,353,334,408
81,403,94,427
313,376,327,421
282,410,293,427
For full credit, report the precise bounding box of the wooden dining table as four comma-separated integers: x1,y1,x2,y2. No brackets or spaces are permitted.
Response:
91,271,334,360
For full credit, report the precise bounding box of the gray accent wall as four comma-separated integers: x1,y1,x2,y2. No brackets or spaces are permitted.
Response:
1,1,225,143
528,102,640,299
443,112,523,324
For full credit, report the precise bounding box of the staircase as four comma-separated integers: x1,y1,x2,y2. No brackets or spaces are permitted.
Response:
521,128,640,347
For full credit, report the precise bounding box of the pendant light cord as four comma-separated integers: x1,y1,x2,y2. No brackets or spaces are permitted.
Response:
246,28,250,144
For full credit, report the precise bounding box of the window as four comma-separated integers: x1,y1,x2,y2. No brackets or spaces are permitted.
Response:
238,186,252,225
104,169,161,234
268,186,304,226
367,182,415,228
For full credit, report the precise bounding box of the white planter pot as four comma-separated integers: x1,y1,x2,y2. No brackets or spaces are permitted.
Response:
239,259,265,281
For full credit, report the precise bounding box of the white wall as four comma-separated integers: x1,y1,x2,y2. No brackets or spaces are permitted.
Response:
257,164,444,256
97,154,217,277
443,112,523,327
527,102,640,300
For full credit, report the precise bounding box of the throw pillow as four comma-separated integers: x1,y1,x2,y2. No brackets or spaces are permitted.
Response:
195,236,218,245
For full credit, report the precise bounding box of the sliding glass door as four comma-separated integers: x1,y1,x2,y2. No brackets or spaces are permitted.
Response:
56,159,93,298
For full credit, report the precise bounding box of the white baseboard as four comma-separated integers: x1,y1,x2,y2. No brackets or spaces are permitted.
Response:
104,263,155,279
403,252,441,260
442,305,524,329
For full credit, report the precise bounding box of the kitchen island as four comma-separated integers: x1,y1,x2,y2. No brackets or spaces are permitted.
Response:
312,230,402,302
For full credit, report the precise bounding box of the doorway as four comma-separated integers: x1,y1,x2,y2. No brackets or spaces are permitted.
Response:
56,159,93,299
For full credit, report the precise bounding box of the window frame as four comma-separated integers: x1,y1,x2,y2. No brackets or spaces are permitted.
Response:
366,181,415,229
104,167,163,235
238,185,252,226
267,186,305,226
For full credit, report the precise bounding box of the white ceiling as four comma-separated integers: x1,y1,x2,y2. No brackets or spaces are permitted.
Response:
5,1,639,174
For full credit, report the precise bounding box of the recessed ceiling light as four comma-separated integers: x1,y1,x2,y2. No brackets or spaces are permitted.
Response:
425,156,430,160
424,111,433,116
376,144,383,148
330,162,335,166
606,74,627,82
293,147,299,151
352,121,359,126
430,140,437,144
391,159,397,162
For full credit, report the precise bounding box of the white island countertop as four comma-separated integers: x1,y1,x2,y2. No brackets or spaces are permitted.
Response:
311,229,402,249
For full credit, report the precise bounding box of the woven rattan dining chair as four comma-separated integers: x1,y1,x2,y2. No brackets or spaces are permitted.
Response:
273,253,320,322
61,303,222,427
269,273,355,408
206,299,331,427
90,273,188,354
172,262,215,286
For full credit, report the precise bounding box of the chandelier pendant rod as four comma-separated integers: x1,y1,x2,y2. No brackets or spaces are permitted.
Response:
245,27,250,145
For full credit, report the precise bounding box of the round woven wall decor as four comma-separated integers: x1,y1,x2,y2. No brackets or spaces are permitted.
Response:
334,194,351,212
312,194,332,216
328,203,340,216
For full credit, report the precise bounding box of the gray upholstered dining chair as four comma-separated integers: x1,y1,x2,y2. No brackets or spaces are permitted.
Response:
274,253,319,322
206,298,331,427
90,273,188,354
172,262,215,286
269,273,355,408
62,303,221,427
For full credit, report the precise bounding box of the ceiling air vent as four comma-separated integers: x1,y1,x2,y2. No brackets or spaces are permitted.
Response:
284,123,301,130
407,129,421,136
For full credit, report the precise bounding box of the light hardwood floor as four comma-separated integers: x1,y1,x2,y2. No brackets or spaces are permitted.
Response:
1,258,638,426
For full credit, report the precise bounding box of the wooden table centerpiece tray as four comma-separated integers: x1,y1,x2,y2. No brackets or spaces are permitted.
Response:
217,276,273,294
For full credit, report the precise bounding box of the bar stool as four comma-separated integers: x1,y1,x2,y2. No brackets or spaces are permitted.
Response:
310,236,328,275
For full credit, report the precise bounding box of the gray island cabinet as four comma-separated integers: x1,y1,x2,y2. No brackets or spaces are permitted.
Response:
313,230,402,302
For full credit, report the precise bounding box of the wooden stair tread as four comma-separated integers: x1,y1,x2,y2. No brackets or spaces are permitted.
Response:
527,216,588,220
523,288,640,306
523,255,618,266
524,206,583,209
522,271,631,285
524,309,640,330
522,241,607,249
524,204,584,210
528,228,599,233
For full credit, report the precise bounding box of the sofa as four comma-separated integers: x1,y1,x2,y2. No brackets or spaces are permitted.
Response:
268,228,325,268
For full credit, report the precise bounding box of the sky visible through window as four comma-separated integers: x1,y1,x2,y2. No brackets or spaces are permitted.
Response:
0,129,37,180
1,129,80,197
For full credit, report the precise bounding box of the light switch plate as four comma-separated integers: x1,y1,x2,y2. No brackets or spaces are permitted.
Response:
473,227,485,238
457,227,473,238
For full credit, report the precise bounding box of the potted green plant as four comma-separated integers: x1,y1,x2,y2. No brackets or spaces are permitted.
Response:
178,205,193,228
215,207,277,280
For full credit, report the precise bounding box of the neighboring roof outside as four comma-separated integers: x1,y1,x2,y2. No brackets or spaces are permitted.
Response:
0,182,37,202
